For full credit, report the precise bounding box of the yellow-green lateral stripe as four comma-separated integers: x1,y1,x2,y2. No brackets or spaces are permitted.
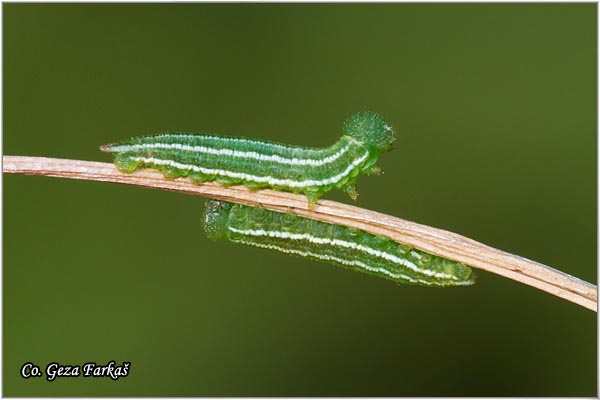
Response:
203,200,476,287
100,111,396,205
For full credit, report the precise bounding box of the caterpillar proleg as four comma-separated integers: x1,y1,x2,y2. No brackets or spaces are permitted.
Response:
203,200,476,287
100,112,396,207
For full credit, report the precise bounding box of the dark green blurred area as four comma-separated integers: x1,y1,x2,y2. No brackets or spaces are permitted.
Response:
3,3,596,396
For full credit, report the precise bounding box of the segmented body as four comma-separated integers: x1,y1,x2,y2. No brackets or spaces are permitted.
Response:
203,200,476,287
101,112,395,206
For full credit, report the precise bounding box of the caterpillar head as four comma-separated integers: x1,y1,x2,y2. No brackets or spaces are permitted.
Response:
343,111,396,152
203,200,233,241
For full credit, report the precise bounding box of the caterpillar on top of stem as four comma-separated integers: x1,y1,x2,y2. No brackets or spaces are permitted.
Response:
100,112,396,207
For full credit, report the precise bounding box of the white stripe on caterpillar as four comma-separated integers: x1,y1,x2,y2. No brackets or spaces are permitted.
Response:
235,239,441,285
105,141,354,166
133,150,369,188
228,226,458,280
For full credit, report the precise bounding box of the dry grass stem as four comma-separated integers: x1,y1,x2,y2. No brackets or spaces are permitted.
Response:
4,155,597,311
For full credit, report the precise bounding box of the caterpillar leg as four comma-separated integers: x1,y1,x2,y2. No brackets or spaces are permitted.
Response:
218,180,237,188
189,172,208,183
162,167,185,179
114,155,139,173
343,183,359,201
365,165,383,175
305,191,322,210
244,182,264,191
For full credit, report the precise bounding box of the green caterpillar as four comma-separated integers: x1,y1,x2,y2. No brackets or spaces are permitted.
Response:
101,112,395,206
203,200,476,287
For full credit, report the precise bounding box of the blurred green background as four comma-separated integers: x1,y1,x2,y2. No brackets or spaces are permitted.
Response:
3,3,596,396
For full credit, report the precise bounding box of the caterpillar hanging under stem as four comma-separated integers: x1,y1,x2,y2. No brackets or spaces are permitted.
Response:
203,200,476,287
100,112,396,208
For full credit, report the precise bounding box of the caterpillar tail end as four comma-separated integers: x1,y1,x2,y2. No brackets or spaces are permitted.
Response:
466,271,478,286
455,266,477,287
99,142,139,173
99,143,118,152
